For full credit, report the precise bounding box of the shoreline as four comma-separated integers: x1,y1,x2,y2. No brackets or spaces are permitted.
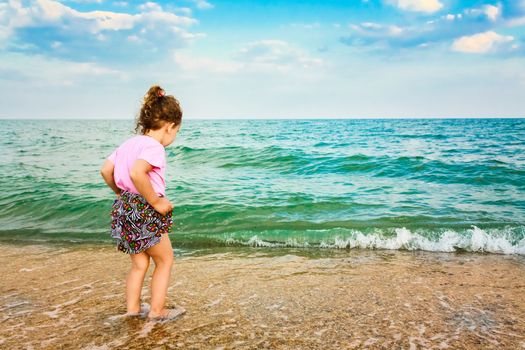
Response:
1,242,524,349
1,230,524,257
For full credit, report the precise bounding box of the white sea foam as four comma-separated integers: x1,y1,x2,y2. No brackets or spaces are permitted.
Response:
323,226,525,254
223,226,525,255
226,235,312,248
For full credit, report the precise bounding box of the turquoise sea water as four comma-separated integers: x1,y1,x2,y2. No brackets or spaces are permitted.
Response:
0,118,524,254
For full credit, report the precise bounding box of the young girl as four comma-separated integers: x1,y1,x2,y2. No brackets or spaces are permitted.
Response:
100,85,185,321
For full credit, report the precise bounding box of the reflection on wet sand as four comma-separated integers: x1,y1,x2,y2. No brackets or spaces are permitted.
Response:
1,243,524,349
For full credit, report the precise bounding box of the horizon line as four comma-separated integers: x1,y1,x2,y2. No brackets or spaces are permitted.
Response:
1,116,524,120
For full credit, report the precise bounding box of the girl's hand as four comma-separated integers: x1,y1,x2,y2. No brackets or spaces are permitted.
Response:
152,197,173,216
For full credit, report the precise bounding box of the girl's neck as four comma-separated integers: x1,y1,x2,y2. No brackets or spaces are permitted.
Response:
144,130,165,146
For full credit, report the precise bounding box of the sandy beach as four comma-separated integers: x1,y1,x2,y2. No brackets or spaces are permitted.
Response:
1,242,524,349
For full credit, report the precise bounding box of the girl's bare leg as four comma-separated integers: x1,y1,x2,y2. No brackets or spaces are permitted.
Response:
126,251,150,314
145,233,174,317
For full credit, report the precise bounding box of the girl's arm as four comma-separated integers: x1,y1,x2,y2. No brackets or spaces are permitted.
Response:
130,160,173,215
100,160,121,196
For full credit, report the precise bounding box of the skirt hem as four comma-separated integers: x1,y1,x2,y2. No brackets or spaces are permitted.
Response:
109,190,173,255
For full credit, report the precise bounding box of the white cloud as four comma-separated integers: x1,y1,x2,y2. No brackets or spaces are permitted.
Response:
0,0,203,58
343,3,522,54
349,22,405,37
1,0,197,37
173,40,323,75
190,0,214,10
388,0,443,13
234,40,323,70
171,26,206,41
506,16,525,26
463,4,502,22
443,13,463,21
360,22,382,30
138,2,162,12
452,31,514,54
483,4,500,21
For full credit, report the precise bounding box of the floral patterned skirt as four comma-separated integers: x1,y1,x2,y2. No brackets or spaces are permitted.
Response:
110,190,173,254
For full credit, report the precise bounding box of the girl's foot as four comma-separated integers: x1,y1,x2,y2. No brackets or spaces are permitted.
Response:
125,303,150,318
147,306,186,321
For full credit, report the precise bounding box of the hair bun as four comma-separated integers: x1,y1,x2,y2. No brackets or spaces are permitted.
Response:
145,85,164,103
135,84,182,134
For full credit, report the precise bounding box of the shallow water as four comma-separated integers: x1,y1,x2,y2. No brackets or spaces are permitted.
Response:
1,243,524,349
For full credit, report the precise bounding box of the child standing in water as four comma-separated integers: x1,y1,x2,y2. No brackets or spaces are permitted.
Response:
100,85,185,321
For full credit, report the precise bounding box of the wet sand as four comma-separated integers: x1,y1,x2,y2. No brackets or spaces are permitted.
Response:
1,242,524,350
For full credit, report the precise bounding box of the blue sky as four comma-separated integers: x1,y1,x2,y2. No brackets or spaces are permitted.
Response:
0,0,524,118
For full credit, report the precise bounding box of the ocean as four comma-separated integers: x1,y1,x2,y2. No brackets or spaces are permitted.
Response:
1,118,524,254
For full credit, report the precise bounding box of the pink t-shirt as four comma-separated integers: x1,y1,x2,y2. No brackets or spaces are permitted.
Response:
107,135,166,197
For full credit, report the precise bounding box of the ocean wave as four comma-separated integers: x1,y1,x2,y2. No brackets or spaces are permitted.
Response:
1,225,524,255
167,145,525,184
220,226,525,255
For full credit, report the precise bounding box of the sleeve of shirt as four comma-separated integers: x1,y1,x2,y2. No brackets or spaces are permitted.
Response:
137,143,165,168
107,149,117,164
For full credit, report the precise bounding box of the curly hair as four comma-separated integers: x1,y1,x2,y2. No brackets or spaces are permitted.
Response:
135,85,183,134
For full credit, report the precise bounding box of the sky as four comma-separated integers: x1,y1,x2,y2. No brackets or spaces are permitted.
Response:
0,0,524,119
